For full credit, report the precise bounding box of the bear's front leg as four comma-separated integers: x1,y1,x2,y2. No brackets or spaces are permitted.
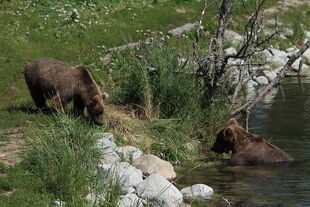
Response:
73,97,85,117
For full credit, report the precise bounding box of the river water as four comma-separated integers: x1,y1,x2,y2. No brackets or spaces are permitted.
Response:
176,78,310,207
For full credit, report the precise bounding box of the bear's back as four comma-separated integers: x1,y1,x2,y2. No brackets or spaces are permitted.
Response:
25,58,79,97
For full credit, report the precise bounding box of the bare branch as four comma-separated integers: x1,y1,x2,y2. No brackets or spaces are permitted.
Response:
232,39,310,119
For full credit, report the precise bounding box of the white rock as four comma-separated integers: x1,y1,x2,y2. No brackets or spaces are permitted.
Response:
115,146,144,162
85,192,105,205
286,69,298,77
269,55,286,68
287,49,299,57
262,70,277,82
279,34,287,40
93,132,115,142
261,49,273,60
305,30,310,39
97,162,143,189
274,67,282,74
247,80,258,89
168,23,196,36
224,47,237,57
301,49,310,65
121,187,136,195
96,138,117,150
133,154,176,180
52,200,66,206
96,136,120,164
224,30,243,45
117,193,143,207
286,47,296,53
100,150,121,164
269,48,287,60
291,58,304,71
178,58,187,66
136,174,183,206
298,64,310,76
181,184,214,200
284,28,294,36
254,76,269,85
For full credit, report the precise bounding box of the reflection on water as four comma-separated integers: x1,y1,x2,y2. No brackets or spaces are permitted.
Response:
176,78,310,207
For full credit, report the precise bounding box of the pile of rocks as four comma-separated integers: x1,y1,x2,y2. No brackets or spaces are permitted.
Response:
86,132,214,207
224,30,310,95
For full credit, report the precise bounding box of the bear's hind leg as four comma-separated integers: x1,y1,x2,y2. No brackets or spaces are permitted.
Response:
28,88,48,112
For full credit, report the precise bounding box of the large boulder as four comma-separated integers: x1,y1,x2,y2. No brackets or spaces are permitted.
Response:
224,30,243,45
136,174,183,207
97,162,143,191
132,154,176,180
115,146,143,162
181,184,214,200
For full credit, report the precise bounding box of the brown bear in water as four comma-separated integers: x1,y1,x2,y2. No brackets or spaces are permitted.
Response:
24,58,108,125
211,119,294,163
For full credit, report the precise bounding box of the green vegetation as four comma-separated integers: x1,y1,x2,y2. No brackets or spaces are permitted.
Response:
0,0,309,206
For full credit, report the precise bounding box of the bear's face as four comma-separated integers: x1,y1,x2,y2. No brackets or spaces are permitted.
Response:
88,94,107,126
211,119,239,154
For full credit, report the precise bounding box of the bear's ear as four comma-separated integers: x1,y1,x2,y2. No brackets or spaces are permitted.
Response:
224,126,237,143
90,95,101,106
102,92,109,100
227,118,238,126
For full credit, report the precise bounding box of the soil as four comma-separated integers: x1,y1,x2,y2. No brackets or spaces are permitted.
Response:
0,127,26,166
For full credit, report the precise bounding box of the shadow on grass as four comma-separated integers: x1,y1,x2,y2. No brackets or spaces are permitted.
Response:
6,105,53,115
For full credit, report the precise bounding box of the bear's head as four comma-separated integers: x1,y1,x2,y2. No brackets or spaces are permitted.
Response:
211,119,240,154
88,92,109,126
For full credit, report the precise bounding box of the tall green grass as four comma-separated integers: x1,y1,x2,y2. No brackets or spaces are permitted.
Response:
24,115,104,206
114,44,202,120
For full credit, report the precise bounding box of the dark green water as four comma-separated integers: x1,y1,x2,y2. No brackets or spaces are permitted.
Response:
176,78,310,207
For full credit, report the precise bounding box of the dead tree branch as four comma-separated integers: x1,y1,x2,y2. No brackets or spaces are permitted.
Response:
232,39,310,119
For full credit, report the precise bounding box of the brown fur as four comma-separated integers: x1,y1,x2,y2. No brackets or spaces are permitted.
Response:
211,119,294,163
24,58,108,125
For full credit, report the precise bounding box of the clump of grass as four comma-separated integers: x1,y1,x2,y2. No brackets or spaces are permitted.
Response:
114,43,202,120
24,114,105,206
146,119,196,162
289,22,305,46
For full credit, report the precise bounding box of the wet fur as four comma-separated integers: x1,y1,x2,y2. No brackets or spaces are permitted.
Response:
211,119,294,163
24,58,108,125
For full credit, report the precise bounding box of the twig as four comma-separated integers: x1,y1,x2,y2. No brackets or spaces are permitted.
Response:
222,197,232,207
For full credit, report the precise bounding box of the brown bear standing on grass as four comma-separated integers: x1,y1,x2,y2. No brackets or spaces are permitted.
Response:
211,119,294,163
24,58,108,125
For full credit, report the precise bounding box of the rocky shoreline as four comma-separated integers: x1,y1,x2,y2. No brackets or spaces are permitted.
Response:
86,132,214,207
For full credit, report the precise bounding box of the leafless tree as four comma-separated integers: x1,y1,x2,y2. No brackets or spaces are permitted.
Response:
194,0,279,106
194,0,310,121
